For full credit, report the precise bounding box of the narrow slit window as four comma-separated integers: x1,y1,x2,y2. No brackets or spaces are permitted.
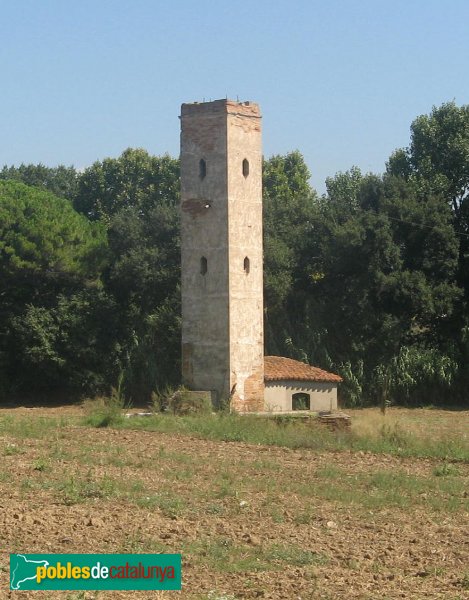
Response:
243,256,250,274
242,158,249,178
200,256,208,275
292,393,310,411
199,159,207,179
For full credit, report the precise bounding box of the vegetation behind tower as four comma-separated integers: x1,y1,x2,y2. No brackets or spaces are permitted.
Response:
1,102,469,407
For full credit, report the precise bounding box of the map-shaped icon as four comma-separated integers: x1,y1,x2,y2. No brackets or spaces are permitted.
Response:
10,554,49,590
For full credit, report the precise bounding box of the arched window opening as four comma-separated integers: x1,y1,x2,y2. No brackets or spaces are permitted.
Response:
292,392,310,411
242,158,249,178
200,256,208,275
199,158,207,179
243,256,250,274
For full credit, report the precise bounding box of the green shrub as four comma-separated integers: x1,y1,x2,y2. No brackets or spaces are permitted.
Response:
83,387,127,428
167,388,213,415
337,360,364,407
372,346,458,407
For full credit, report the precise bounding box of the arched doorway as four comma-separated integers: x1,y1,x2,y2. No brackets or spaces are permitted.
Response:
292,392,310,411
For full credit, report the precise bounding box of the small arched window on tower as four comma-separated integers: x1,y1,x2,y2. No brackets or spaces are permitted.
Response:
199,158,207,179
243,256,250,274
242,158,249,178
200,256,208,275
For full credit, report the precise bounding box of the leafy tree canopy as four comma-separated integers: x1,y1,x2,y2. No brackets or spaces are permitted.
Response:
0,180,106,280
308,174,460,372
74,148,179,222
0,181,110,398
73,148,182,401
8,290,124,395
263,151,318,312
0,163,78,201
387,101,469,221
324,165,364,221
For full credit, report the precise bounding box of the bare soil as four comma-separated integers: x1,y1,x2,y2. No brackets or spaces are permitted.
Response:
0,405,468,600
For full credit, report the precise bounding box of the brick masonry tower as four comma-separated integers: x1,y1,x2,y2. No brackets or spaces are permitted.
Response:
180,99,264,412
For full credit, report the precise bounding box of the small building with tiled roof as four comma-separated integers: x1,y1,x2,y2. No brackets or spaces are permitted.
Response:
264,356,342,412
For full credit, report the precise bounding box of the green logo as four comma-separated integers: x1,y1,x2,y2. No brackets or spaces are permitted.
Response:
10,554,181,590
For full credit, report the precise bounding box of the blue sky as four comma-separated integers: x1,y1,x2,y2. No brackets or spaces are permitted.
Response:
1,0,468,193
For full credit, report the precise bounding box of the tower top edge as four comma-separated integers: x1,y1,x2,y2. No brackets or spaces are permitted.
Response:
181,99,261,118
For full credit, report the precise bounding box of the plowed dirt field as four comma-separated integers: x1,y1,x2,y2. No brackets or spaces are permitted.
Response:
0,406,468,600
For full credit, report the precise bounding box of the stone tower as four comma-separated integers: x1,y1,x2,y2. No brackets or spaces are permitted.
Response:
180,99,264,412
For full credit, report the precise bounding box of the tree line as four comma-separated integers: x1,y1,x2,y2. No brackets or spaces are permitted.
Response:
1,101,469,407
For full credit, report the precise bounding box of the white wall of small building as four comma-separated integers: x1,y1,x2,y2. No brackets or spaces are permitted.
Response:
264,380,338,412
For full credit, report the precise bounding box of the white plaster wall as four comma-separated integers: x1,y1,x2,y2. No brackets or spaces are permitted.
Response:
264,381,338,412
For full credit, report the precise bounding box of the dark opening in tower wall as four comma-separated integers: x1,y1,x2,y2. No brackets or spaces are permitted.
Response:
199,158,207,179
244,256,250,274
200,256,207,275
242,158,249,177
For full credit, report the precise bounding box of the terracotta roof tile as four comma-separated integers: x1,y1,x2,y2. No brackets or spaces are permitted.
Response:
264,356,342,383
